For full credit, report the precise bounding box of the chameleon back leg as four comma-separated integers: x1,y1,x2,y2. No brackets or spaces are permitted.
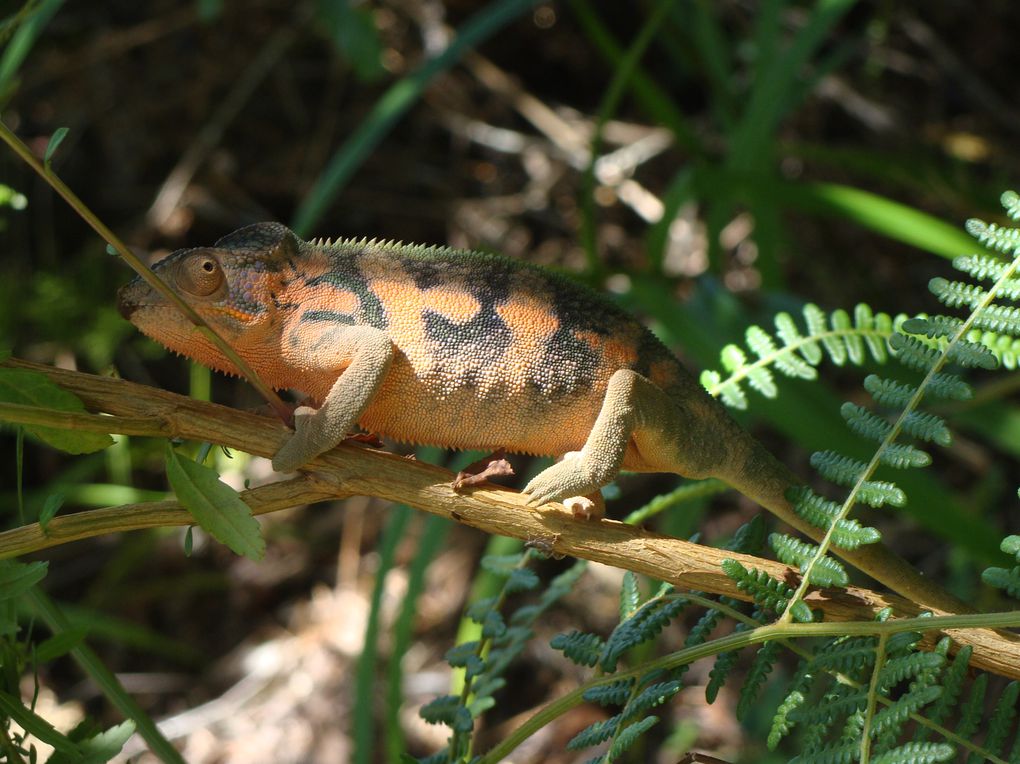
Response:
522,368,726,506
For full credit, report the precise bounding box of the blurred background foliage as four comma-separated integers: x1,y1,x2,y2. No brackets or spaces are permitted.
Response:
1,0,1019,761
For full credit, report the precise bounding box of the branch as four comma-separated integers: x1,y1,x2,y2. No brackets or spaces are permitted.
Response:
3,357,1020,679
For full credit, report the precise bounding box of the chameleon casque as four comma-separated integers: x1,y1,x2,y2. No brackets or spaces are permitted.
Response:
117,222,790,515
116,223,970,618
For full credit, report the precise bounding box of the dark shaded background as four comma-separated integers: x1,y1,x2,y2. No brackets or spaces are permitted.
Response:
3,1,1020,761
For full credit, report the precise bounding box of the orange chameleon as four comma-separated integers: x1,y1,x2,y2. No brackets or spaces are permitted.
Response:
117,222,967,618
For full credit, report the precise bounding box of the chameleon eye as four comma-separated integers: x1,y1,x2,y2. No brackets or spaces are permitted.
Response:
179,255,224,296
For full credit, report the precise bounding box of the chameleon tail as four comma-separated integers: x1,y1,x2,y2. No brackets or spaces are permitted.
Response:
718,425,973,616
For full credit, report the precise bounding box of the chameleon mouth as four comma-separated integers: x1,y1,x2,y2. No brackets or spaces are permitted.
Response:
116,285,138,320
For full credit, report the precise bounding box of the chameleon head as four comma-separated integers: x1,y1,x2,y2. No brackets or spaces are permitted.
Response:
117,222,300,373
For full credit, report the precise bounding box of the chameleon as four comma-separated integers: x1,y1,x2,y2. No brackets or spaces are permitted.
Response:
116,221,788,514
116,222,970,615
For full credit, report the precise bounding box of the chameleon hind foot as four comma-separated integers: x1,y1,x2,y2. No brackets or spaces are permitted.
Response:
452,449,515,491
521,451,602,507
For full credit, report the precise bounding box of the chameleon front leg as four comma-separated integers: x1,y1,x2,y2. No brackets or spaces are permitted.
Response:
272,325,394,472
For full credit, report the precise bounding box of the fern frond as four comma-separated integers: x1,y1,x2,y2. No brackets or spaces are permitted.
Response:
685,606,726,647
465,596,497,623
606,715,658,762
420,695,473,732
900,411,952,446
974,302,1020,333
884,628,923,657
981,564,1020,598
917,645,971,735
887,334,939,371
902,315,964,339
743,326,780,397
953,252,1012,282
788,486,882,549
790,688,868,726
927,372,973,400
619,571,640,620
891,331,995,373
566,714,620,750
736,641,781,721
504,567,540,593
982,534,1020,599
810,450,868,482
445,641,485,678
954,672,988,740
550,630,605,667
479,552,527,575
775,310,822,365
768,662,814,749
822,308,853,364
1004,533,1020,559
583,679,633,707
721,559,811,621
1001,189,1020,220
627,680,683,715
808,453,906,507
878,442,932,469
599,596,688,671
871,741,954,764
705,642,741,703
724,514,768,554
480,609,506,639
701,302,901,409
982,681,1020,759
950,338,1000,369
869,685,942,739
769,533,849,586
966,217,1020,254
810,636,878,673
768,688,806,749
864,375,917,407
841,402,893,441
877,652,944,690
969,328,1020,368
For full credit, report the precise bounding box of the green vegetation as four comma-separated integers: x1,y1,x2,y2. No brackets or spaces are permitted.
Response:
2,1,1020,762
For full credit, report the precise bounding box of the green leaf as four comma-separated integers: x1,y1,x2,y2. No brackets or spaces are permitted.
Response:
0,368,114,453
77,719,136,763
34,626,88,662
40,491,65,530
0,559,48,600
0,690,80,755
620,570,640,619
316,0,384,82
164,444,265,560
419,695,473,732
44,126,68,165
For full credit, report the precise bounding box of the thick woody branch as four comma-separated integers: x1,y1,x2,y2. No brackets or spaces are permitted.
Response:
3,358,1020,679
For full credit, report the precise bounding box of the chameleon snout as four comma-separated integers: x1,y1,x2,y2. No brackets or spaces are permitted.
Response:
116,280,144,320
116,287,136,320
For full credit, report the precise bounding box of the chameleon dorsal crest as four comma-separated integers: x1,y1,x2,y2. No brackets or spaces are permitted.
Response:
213,221,299,259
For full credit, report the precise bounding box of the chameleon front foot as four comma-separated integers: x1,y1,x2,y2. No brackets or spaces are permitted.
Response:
271,405,329,472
